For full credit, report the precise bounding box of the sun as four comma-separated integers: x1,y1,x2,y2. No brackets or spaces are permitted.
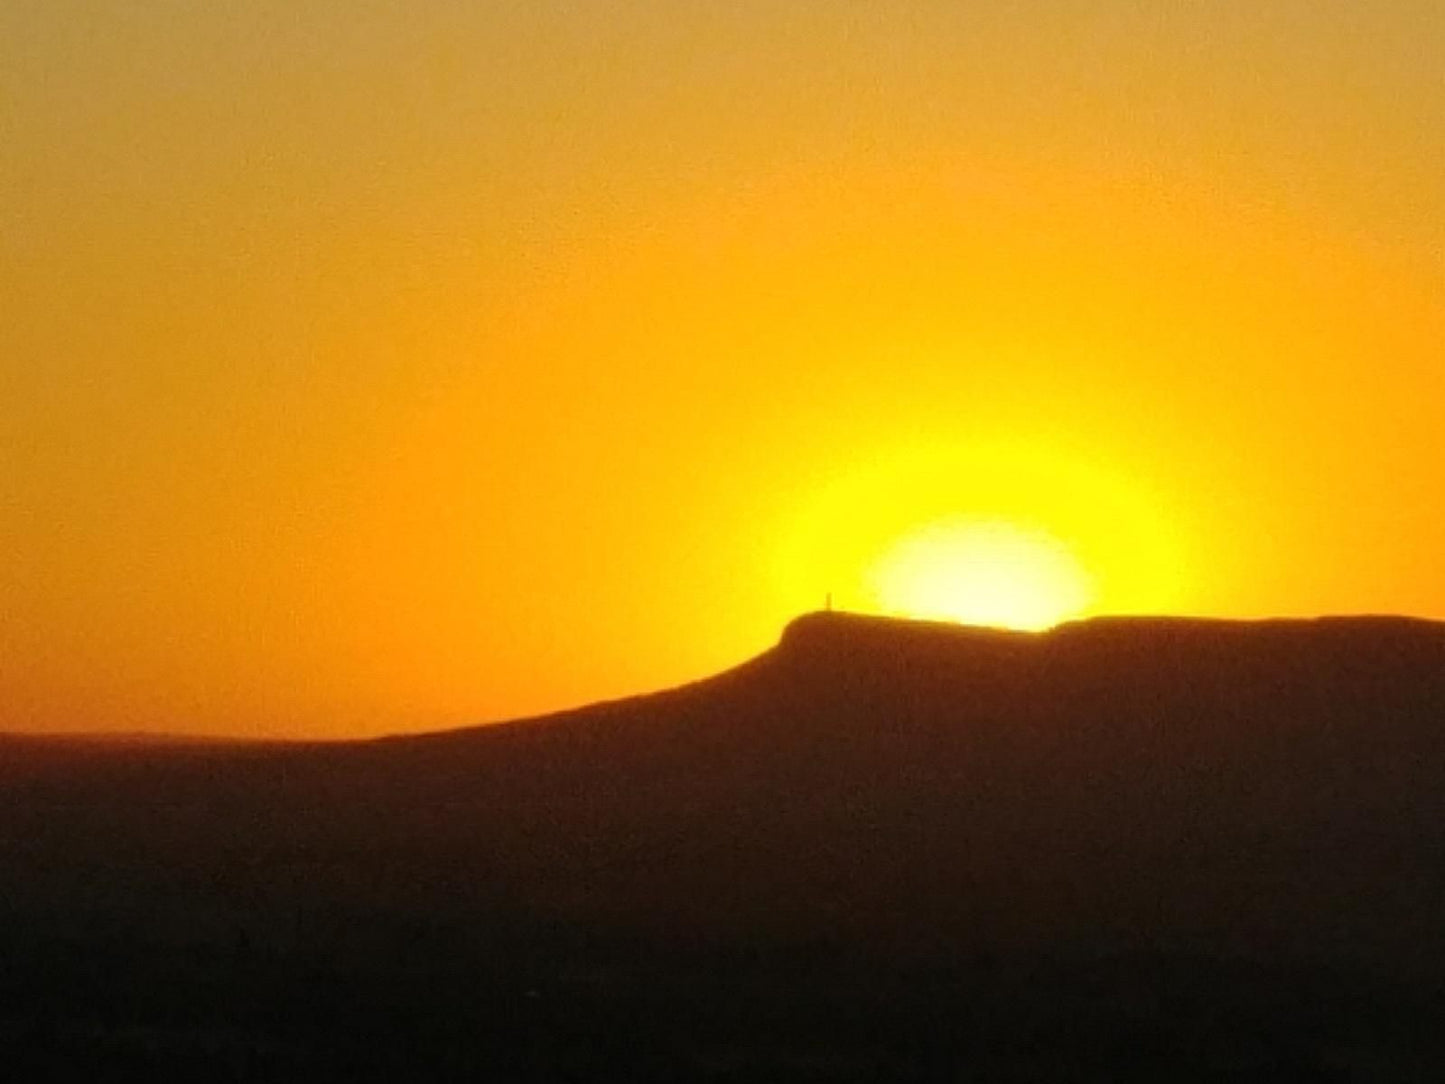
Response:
772,437,1189,631
868,518,1094,631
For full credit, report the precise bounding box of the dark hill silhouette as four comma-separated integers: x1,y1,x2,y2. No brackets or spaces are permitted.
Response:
4,612,1445,1080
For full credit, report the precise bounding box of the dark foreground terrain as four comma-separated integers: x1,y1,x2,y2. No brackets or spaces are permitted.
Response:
4,612,1445,1080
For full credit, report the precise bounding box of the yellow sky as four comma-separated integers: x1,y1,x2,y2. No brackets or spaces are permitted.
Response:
4,2,1443,736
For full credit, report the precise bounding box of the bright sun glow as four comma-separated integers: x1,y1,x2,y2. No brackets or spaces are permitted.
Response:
774,437,1190,630
869,519,1094,630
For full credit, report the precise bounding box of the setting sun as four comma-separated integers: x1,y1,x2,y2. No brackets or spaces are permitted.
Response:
869,519,1093,631
773,438,1190,640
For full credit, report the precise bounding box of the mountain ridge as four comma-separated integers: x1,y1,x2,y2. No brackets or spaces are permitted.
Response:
377,609,1445,748
5,611,1445,1078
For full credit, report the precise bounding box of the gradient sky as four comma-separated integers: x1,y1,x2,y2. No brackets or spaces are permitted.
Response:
5,2,1443,736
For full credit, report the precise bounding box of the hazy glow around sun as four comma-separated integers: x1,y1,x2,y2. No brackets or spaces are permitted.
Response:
773,437,1190,637
869,519,1094,631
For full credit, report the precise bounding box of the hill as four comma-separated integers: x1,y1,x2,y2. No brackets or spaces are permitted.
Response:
4,612,1445,1079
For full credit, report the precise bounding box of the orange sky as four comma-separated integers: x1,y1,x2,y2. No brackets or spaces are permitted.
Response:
4,2,1443,737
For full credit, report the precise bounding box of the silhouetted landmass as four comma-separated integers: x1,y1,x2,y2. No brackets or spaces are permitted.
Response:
4,613,1445,1080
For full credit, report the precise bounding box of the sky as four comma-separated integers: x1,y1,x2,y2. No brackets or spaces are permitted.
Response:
4,1,1443,737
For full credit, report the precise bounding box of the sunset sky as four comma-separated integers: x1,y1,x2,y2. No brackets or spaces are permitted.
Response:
5,2,1443,737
